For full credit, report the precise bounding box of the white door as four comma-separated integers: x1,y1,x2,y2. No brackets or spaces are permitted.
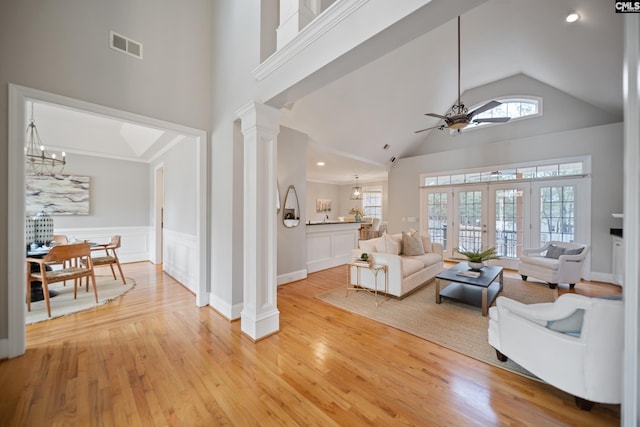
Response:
488,183,530,270
421,189,452,258
453,186,489,255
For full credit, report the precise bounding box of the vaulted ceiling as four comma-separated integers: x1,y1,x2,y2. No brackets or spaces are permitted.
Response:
284,0,623,183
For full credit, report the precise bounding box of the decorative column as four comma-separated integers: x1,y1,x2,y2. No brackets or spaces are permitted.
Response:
277,0,321,49
235,101,282,340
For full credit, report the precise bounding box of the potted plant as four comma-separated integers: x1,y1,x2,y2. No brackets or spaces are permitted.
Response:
348,207,364,222
453,247,499,270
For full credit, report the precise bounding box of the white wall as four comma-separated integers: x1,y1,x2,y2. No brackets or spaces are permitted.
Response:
151,138,199,293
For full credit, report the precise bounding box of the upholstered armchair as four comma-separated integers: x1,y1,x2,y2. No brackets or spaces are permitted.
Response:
518,241,590,289
488,294,623,410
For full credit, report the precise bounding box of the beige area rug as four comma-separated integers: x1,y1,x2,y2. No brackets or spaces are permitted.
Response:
316,277,556,379
26,276,135,325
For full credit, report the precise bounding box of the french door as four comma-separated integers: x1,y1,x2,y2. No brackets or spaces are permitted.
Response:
421,178,587,271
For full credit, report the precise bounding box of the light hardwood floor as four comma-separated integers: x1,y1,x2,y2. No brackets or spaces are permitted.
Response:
0,262,621,426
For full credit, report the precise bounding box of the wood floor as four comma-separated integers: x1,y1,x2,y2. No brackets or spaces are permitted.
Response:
0,262,621,426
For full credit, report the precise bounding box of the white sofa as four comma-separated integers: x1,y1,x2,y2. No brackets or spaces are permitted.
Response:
350,233,444,298
518,241,590,289
488,293,623,410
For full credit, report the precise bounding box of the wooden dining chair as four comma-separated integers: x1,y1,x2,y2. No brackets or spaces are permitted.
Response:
26,242,97,318
84,235,126,285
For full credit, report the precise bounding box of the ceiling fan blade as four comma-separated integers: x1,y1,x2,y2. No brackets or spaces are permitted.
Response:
414,124,446,133
468,100,502,118
425,113,447,120
473,117,511,123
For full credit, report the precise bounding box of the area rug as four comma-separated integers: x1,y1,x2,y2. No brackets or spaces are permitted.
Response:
316,277,556,379
26,276,135,324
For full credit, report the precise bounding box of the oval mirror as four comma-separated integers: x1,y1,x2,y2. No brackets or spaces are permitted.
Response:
282,185,300,228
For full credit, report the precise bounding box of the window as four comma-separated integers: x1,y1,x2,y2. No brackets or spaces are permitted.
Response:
363,189,382,219
461,96,541,133
421,159,584,187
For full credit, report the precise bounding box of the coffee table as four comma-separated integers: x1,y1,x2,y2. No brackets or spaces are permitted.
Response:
435,263,504,316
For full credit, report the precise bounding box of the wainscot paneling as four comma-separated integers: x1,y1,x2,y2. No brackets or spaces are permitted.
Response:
55,226,151,264
162,229,198,294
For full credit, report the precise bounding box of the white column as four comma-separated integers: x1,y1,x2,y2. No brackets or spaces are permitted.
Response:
277,0,320,50
235,101,282,340
622,14,640,426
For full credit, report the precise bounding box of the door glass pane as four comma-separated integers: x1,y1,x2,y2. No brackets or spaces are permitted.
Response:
495,189,524,259
458,191,483,252
539,185,575,244
427,192,448,250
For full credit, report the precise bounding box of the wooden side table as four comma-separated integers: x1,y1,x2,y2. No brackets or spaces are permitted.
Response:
346,261,388,306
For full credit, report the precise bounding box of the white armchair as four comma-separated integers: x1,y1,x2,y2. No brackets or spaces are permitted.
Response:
488,294,623,410
518,241,590,289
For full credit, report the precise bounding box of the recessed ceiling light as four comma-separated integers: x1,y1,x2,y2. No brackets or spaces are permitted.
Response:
317,161,325,166
566,12,580,23
383,144,390,150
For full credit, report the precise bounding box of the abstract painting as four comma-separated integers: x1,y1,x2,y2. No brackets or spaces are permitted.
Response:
26,173,90,215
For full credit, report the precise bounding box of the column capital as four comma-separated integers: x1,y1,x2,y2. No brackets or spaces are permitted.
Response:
235,101,283,134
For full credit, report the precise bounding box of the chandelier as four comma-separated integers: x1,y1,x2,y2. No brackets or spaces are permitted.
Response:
350,175,363,200
24,103,66,175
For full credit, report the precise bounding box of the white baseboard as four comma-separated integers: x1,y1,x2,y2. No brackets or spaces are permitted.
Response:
589,271,617,285
278,269,307,286
209,292,242,321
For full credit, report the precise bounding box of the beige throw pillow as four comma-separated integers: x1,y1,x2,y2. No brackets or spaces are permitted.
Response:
402,232,425,256
409,228,433,253
376,232,400,255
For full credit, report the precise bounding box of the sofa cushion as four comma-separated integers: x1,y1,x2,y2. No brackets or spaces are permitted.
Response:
520,255,560,271
404,253,441,268
408,228,433,253
401,258,425,278
402,232,425,256
376,233,400,255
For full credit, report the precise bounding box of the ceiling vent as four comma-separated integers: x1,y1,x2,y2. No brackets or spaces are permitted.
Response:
110,31,143,60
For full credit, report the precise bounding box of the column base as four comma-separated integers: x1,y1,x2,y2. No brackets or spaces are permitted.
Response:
241,308,280,341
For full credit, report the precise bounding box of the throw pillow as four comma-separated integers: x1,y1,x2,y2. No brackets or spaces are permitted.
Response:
359,237,380,254
564,247,584,256
545,244,565,259
402,232,425,256
408,228,433,252
546,309,585,336
376,232,400,255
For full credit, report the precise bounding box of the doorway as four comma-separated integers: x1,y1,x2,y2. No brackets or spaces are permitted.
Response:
7,84,209,358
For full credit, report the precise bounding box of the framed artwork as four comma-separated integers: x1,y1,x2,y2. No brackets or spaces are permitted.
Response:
26,173,90,215
316,198,331,212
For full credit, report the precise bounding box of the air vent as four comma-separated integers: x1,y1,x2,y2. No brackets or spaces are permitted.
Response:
110,31,143,60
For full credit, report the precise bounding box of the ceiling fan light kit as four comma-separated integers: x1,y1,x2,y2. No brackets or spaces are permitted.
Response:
415,16,511,134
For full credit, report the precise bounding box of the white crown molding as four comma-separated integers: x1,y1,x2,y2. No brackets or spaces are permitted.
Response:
252,0,370,81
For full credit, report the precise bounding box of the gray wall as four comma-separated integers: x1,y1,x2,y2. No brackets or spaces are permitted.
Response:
306,181,342,222
51,153,149,228
0,0,212,338
278,127,308,278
